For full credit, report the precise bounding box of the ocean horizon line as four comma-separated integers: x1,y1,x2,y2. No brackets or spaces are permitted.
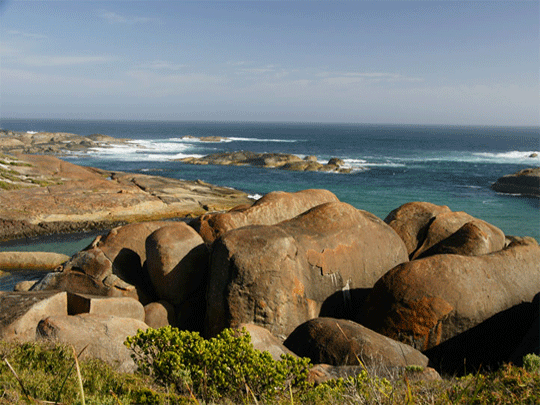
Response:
2,117,539,130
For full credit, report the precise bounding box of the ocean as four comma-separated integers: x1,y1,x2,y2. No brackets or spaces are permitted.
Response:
2,119,539,252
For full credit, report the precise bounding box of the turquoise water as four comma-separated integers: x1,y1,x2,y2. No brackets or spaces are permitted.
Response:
2,120,539,245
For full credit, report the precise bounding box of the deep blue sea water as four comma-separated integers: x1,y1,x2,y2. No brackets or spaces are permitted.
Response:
2,119,539,249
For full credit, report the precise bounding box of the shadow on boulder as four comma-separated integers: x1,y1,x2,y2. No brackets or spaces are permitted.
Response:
319,288,371,320
424,298,538,376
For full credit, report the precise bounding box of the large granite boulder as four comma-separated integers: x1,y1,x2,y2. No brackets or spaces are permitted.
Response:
191,189,340,244
88,221,171,288
146,223,209,305
31,247,141,300
144,300,176,329
205,202,408,339
357,238,540,351
424,294,539,374
284,318,429,370
0,291,67,341
37,314,148,373
411,211,504,259
384,202,451,258
491,168,540,197
415,220,505,259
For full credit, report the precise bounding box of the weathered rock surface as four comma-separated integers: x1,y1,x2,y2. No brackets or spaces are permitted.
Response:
179,151,356,173
67,292,145,321
507,292,539,366
191,189,340,244
239,323,297,361
37,314,148,373
206,202,408,339
415,220,506,259
0,291,67,341
491,167,540,197
0,153,252,241
87,221,171,293
384,202,452,257
31,247,140,300
0,251,70,270
357,238,540,351
284,318,429,369
146,223,209,307
424,295,539,374
385,202,506,260
144,300,176,328
411,211,503,259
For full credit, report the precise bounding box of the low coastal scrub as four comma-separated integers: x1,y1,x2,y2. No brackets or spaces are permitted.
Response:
0,333,539,404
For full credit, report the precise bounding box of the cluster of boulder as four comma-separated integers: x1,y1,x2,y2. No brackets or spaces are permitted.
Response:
1,189,538,382
179,151,357,173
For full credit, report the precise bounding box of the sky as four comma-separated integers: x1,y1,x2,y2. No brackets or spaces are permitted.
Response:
1,0,538,126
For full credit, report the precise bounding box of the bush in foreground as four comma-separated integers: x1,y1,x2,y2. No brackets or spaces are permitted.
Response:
125,326,312,402
0,332,538,404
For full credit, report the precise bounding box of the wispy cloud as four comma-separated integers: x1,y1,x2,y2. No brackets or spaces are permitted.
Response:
239,68,275,74
97,10,159,24
139,60,186,70
317,71,424,83
6,30,48,40
227,61,250,66
21,55,113,67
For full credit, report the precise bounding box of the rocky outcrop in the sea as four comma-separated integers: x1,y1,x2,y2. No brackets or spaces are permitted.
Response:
491,167,540,197
178,151,357,173
0,129,130,155
181,135,228,142
0,154,252,241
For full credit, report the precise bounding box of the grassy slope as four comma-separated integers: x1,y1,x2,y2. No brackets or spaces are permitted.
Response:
0,340,538,405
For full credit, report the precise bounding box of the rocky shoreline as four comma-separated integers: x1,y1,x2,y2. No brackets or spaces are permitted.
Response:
0,153,252,241
0,128,538,383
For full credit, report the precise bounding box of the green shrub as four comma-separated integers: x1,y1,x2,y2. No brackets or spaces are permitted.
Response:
523,353,540,374
125,326,312,402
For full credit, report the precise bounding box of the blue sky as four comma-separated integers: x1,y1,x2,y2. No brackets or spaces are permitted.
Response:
1,0,538,125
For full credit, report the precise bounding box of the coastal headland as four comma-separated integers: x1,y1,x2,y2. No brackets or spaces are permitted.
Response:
0,128,538,388
0,130,253,241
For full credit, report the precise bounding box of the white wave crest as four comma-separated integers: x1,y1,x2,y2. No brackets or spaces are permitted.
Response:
473,151,540,162
248,194,263,200
227,137,299,143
